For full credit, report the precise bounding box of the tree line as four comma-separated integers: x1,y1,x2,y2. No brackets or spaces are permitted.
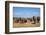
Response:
13,16,40,24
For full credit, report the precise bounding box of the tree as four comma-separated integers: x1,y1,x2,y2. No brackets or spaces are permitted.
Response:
27,18,32,22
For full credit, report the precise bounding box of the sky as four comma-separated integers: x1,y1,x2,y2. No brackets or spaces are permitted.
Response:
13,7,40,18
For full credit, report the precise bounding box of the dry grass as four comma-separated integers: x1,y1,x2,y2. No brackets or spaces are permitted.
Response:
13,23,32,28
13,22,40,28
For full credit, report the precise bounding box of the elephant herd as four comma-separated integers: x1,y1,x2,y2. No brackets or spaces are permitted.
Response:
13,16,40,24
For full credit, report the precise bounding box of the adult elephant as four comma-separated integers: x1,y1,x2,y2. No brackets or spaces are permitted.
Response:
32,16,36,24
37,16,40,23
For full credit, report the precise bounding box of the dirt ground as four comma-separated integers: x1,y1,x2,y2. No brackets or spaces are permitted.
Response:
13,22,40,28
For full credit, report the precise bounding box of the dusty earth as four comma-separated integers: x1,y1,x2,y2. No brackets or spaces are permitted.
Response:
13,22,40,28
